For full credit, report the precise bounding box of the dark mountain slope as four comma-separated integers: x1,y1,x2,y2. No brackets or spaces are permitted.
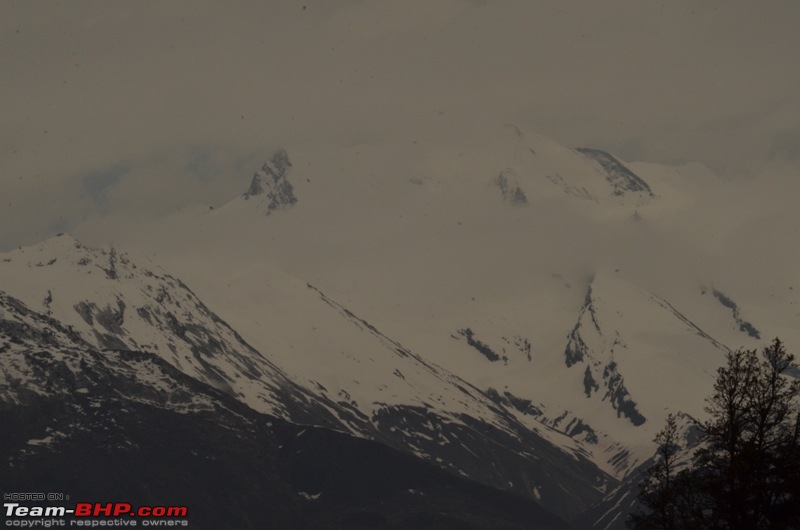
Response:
1,291,572,530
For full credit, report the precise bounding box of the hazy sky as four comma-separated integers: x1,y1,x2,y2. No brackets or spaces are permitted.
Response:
2,1,799,251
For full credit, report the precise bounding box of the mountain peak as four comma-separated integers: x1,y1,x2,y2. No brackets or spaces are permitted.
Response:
243,149,297,213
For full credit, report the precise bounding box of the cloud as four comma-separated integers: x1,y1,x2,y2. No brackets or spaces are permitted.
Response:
186,148,218,183
81,163,133,210
1,0,799,250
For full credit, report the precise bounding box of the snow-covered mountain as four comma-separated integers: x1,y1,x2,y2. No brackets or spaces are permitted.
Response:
0,235,612,521
4,124,799,528
0,234,340,426
0,291,575,530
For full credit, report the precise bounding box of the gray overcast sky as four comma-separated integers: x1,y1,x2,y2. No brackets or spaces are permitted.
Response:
2,0,800,251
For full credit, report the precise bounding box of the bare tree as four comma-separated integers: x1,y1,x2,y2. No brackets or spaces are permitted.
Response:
630,339,800,530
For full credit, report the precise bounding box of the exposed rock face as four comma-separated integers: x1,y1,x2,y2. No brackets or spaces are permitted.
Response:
576,147,654,198
496,170,528,205
456,327,505,363
712,289,761,339
563,284,647,427
244,149,297,213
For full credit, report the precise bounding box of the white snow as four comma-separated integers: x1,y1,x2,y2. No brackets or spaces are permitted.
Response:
4,124,799,484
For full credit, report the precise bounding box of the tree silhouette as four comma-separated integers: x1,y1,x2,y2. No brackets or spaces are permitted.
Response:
629,338,800,530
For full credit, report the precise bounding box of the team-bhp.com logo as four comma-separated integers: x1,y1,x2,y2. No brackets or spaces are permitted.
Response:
4,501,189,527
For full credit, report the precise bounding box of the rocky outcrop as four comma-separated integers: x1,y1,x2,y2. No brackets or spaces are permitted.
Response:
576,148,654,198
244,149,297,213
